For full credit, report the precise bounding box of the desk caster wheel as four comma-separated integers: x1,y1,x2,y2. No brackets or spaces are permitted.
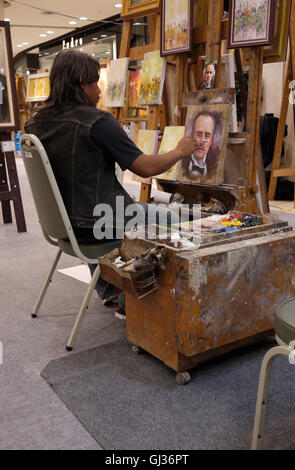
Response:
176,371,191,385
131,345,143,355
65,345,72,352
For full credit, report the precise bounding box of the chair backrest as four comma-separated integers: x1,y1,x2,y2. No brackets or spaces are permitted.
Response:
20,134,71,241
20,133,100,264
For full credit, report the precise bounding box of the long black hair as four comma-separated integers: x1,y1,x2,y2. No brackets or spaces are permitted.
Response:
37,49,100,117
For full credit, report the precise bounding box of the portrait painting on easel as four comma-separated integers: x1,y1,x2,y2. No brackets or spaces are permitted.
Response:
160,0,193,56
228,0,276,48
178,105,231,186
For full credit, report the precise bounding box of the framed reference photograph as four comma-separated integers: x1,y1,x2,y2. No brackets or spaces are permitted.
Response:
121,0,161,19
0,21,19,131
160,0,193,56
228,0,276,48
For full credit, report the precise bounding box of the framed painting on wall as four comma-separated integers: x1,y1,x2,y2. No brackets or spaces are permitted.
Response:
160,0,193,56
121,0,161,19
228,0,276,48
0,21,20,131
139,51,166,105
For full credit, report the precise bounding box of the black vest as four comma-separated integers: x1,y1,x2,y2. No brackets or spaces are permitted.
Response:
25,105,133,228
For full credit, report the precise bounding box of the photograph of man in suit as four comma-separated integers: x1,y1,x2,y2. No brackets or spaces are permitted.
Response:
181,110,222,181
200,62,216,89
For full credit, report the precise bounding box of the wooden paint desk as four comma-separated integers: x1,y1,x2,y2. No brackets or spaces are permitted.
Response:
100,184,295,383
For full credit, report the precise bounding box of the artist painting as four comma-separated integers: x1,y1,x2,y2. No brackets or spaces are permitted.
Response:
178,104,231,185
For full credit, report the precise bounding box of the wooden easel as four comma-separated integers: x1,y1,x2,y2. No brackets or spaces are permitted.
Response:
113,0,269,214
0,132,27,232
268,0,295,205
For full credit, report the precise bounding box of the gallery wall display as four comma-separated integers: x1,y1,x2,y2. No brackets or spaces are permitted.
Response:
160,0,193,56
139,51,166,105
178,104,231,186
121,0,161,19
156,126,185,181
0,21,20,131
105,58,129,108
26,73,50,103
228,0,276,48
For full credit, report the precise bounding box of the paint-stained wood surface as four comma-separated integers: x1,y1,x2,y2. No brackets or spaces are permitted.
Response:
123,229,295,373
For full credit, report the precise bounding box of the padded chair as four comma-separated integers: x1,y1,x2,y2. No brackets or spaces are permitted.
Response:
20,134,121,351
252,298,295,449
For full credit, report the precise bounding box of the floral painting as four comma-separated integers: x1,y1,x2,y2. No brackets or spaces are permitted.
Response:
161,0,193,55
105,58,129,108
228,0,275,48
139,51,166,105
156,126,185,181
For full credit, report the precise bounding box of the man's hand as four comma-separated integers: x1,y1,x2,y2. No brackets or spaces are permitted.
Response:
175,136,197,158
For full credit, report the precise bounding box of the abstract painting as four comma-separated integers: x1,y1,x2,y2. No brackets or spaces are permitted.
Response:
161,0,193,56
105,58,129,108
126,69,148,119
139,51,166,106
156,126,185,181
228,0,276,48
178,104,231,186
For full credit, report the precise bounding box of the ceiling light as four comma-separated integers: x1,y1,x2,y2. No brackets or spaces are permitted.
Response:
101,34,107,37
40,34,47,37
47,31,54,34
4,18,11,22
17,44,23,47
69,21,77,25
92,37,98,40
106,51,111,54
22,42,29,45
80,17,88,20
115,3,122,7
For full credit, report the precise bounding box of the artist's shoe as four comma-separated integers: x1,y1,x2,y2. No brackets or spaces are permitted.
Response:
102,289,121,307
114,307,126,321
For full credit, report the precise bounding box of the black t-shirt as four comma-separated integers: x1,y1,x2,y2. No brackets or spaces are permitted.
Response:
90,113,142,170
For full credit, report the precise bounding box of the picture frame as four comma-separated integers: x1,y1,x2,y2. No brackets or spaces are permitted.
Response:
228,0,276,49
160,0,193,56
121,0,161,20
26,73,50,102
242,0,291,64
0,21,20,131
263,0,291,63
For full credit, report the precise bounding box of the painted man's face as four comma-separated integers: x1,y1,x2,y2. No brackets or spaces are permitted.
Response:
192,115,215,163
204,64,215,86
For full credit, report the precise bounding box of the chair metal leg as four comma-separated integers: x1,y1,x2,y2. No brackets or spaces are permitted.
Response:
251,345,292,450
66,263,101,351
32,248,62,318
